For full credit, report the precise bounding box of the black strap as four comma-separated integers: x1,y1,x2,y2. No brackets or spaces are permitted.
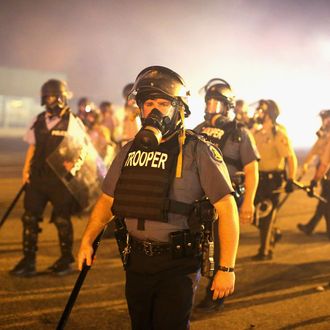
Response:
166,199,194,216
223,156,243,170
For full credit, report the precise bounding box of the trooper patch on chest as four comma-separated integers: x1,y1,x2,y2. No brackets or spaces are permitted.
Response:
202,127,224,139
209,145,223,162
124,150,169,169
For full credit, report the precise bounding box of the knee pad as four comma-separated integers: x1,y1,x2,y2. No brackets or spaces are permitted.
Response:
51,210,71,224
22,212,42,225
22,212,42,232
52,215,72,232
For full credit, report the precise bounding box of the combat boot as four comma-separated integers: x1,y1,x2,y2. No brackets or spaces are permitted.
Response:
48,254,75,276
251,251,273,261
10,213,40,277
297,223,312,236
51,216,75,275
9,256,36,277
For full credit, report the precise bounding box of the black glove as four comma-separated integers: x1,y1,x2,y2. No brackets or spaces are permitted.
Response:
307,179,317,197
284,179,294,193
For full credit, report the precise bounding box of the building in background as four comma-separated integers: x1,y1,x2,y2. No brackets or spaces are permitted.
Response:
0,67,67,136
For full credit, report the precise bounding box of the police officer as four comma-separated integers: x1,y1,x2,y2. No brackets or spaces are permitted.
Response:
121,82,141,146
297,110,330,239
194,79,259,312
10,79,79,277
99,101,121,143
76,96,93,126
252,99,297,260
234,99,254,129
78,66,239,330
84,104,117,167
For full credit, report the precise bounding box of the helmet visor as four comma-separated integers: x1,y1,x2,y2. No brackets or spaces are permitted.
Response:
206,99,227,115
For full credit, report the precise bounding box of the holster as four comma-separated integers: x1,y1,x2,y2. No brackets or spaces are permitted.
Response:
114,217,131,269
187,197,217,277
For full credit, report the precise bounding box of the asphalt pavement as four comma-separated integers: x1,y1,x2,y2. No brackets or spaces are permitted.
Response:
0,142,329,330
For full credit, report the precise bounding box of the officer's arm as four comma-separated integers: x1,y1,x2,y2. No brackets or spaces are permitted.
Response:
313,161,329,181
313,140,330,181
22,144,35,183
240,160,259,224
78,193,113,270
211,194,239,299
286,152,298,180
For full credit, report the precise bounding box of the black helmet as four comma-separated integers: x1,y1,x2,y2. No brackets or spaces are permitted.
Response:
266,100,280,122
129,66,190,117
202,78,235,109
256,99,280,123
85,105,102,128
77,97,91,108
41,79,71,106
122,83,134,99
319,109,330,119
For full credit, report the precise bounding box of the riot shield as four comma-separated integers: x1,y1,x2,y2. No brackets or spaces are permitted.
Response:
47,114,106,211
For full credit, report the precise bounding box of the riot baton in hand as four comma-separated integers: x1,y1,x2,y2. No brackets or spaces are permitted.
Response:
0,183,26,229
292,180,328,203
277,175,303,211
56,225,107,330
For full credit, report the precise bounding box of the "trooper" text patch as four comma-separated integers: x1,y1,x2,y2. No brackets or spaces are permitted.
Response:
124,151,168,169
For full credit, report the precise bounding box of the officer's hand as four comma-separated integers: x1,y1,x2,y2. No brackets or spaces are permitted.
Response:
284,179,294,193
239,200,255,224
77,242,94,271
211,270,235,300
307,179,317,198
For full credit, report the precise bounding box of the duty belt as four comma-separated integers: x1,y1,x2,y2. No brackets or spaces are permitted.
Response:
259,171,286,180
131,237,171,257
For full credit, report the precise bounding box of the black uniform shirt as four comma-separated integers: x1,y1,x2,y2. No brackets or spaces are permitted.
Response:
102,137,234,242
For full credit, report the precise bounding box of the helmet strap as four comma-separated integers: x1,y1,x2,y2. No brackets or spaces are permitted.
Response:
176,106,186,178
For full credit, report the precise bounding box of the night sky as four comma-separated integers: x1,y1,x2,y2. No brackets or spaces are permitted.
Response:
1,0,330,146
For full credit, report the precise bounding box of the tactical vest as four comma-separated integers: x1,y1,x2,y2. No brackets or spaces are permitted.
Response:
197,120,243,170
30,110,70,176
112,133,194,222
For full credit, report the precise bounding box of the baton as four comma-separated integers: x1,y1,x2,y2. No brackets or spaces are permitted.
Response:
276,175,303,211
0,183,26,229
292,180,327,203
56,225,107,330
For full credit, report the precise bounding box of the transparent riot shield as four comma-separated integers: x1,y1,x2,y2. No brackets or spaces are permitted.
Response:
47,114,106,211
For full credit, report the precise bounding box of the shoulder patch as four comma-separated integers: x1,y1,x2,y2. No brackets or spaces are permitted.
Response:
209,144,223,162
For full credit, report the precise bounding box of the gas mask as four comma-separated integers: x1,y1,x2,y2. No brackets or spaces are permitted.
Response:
204,99,231,129
134,108,173,150
44,96,65,117
205,113,231,129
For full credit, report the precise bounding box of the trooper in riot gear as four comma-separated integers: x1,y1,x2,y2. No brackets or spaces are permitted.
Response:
252,99,297,260
297,110,330,239
10,79,82,277
194,78,260,312
78,66,239,330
